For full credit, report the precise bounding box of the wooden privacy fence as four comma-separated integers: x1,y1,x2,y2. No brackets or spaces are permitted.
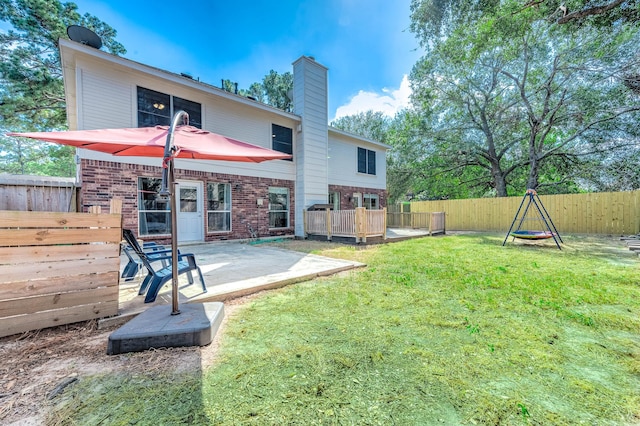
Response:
0,209,122,338
410,190,640,235
386,210,446,235
304,207,387,242
0,174,78,212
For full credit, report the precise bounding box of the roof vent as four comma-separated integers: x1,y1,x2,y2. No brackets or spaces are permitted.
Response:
67,25,102,49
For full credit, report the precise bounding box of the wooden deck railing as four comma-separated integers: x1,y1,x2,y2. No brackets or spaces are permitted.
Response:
386,211,446,235
304,208,387,242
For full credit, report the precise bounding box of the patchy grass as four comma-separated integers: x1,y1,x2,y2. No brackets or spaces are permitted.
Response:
48,234,640,425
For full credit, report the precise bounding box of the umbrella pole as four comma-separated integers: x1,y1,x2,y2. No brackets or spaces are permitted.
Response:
169,159,180,315
162,110,189,316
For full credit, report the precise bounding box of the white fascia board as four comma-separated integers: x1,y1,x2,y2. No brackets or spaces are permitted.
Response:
328,126,391,150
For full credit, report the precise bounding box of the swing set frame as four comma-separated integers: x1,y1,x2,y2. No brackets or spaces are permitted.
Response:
502,189,563,250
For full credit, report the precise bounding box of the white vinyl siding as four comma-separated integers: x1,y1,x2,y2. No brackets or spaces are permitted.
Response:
71,54,297,181
328,133,387,189
79,68,133,129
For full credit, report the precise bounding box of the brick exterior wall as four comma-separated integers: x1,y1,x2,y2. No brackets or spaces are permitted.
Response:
80,159,295,242
328,184,387,210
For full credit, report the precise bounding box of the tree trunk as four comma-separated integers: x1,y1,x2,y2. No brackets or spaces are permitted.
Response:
492,165,508,197
527,157,539,190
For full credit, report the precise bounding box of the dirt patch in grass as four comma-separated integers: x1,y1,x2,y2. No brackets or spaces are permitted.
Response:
0,239,358,425
0,295,257,425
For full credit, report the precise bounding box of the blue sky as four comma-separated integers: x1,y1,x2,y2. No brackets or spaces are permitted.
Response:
71,0,423,122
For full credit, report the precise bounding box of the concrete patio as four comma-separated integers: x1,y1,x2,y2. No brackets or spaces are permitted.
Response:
105,229,433,327
106,240,362,325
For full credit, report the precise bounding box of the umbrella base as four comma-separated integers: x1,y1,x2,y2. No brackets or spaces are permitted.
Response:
107,302,224,355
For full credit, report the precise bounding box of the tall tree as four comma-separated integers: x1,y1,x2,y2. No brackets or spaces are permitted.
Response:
261,70,293,112
408,0,640,197
410,0,639,39
0,0,125,176
224,71,292,111
331,111,391,143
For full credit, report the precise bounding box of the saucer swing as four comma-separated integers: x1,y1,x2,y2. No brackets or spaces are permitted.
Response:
503,189,563,249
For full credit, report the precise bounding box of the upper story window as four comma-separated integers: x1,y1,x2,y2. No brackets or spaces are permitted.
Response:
357,147,376,175
137,86,202,128
272,124,293,161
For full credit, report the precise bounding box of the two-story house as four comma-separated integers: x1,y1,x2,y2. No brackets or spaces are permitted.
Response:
59,38,389,242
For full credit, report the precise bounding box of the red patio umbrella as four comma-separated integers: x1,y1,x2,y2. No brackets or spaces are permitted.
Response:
7,123,290,163
8,111,291,314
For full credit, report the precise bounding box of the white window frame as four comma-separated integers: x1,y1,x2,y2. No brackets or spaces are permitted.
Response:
329,191,340,210
206,182,231,233
268,187,290,228
137,177,171,237
364,193,379,209
137,86,202,128
357,147,376,175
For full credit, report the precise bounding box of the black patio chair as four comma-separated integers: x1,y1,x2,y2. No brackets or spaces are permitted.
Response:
122,229,207,303
121,240,166,281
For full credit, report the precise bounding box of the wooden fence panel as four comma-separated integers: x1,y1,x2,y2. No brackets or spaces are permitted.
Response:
0,210,121,338
366,209,386,237
410,190,640,235
0,175,77,212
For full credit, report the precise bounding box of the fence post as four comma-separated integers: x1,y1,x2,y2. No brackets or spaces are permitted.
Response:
326,208,332,241
303,210,307,238
428,212,433,235
110,198,123,214
383,207,387,240
355,207,366,243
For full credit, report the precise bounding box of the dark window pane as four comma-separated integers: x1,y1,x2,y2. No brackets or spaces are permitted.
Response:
138,177,169,211
207,183,231,211
139,211,171,235
367,150,376,175
357,147,367,173
180,187,197,212
174,96,202,129
272,124,293,160
269,212,288,228
268,187,289,228
206,183,231,232
208,212,231,232
138,177,171,236
137,87,170,128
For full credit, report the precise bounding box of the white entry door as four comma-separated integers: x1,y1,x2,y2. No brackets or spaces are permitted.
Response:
176,181,203,242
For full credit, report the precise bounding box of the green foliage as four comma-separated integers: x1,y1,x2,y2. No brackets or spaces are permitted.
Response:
0,0,125,130
406,0,640,198
224,70,293,112
48,235,640,425
331,110,391,143
0,0,125,177
261,70,293,112
0,127,75,176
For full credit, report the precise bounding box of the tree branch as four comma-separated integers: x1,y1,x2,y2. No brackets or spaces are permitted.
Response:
558,0,626,24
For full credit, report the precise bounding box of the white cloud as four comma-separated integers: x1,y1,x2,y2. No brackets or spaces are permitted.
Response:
332,75,411,121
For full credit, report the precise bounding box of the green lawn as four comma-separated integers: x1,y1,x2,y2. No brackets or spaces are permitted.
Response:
49,234,640,425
